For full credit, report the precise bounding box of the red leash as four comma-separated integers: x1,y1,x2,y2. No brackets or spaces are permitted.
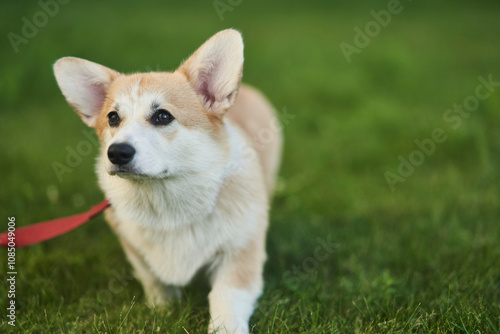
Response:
0,200,110,248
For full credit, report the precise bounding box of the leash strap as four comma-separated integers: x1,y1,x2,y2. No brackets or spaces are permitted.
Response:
0,200,110,248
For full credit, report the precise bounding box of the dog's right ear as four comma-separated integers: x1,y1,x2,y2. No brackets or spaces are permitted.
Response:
54,57,119,128
178,29,244,117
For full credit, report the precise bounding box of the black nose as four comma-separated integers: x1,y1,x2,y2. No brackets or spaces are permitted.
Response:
107,143,136,165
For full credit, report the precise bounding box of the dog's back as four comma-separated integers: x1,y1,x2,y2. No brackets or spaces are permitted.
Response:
227,85,282,195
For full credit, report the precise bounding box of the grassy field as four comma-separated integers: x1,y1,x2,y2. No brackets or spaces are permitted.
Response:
1,0,500,333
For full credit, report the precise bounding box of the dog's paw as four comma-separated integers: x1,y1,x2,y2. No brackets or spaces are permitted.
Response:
208,318,249,334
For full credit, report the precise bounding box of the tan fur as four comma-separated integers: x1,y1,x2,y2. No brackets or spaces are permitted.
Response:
96,72,222,139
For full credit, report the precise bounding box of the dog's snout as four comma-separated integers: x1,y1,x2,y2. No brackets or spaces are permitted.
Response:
108,143,136,165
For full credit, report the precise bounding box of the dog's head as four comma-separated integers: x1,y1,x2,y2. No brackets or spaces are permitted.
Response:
54,29,243,180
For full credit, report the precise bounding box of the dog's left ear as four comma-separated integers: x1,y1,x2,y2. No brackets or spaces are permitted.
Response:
54,57,120,128
178,29,244,117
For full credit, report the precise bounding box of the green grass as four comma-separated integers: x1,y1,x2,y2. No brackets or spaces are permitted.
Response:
1,0,500,332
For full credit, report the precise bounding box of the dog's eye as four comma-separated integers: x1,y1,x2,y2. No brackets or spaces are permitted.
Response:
108,112,121,127
151,109,174,126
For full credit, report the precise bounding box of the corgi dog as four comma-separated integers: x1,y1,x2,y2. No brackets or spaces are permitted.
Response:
53,29,282,333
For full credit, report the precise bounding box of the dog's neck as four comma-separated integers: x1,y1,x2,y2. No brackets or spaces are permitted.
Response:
105,171,226,230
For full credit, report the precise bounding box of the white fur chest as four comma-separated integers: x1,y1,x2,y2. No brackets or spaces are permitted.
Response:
115,214,223,285
108,180,265,285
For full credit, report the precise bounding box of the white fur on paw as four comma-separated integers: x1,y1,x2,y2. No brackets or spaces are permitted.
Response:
208,319,249,334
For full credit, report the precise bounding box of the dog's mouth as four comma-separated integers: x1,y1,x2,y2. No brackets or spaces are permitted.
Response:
109,167,169,179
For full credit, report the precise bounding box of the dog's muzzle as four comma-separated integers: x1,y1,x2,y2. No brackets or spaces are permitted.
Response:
107,143,136,165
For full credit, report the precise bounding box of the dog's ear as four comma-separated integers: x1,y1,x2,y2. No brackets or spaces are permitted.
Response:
178,29,244,117
54,57,119,127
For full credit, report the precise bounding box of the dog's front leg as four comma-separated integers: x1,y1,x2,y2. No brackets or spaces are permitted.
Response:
117,235,181,307
207,237,266,334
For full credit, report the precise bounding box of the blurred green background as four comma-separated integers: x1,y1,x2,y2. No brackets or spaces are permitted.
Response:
1,0,499,333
